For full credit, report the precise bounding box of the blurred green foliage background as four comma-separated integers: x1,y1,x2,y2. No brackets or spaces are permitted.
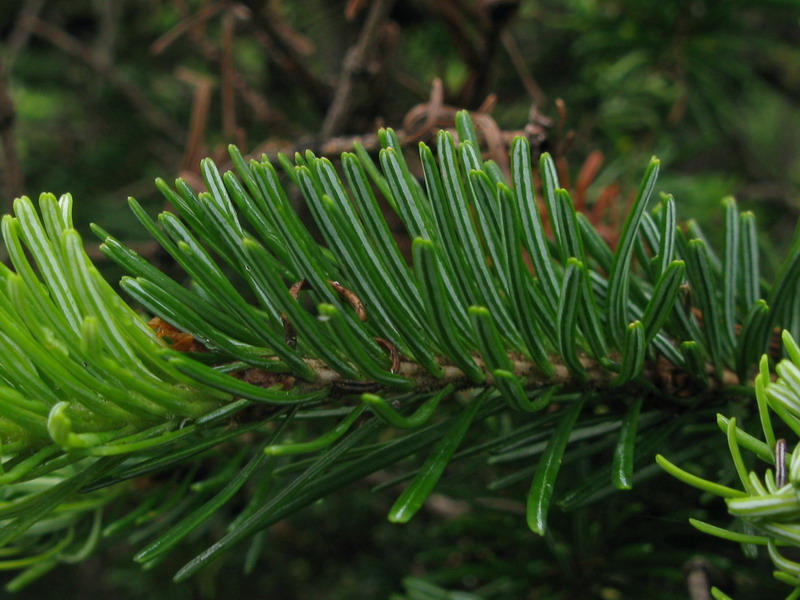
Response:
1,1,800,598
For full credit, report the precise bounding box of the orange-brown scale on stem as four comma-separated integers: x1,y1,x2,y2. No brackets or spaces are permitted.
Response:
148,317,208,353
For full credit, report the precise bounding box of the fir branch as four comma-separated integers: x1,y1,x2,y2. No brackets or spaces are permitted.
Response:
0,111,798,589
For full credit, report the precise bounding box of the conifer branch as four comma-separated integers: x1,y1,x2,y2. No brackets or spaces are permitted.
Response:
0,112,798,591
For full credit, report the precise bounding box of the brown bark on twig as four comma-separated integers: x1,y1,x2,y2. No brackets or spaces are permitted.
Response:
683,557,728,600
239,348,740,404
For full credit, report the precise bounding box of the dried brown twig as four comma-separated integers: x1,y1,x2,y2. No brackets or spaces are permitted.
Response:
175,68,214,173
242,78,549,186
152,1,303,154
150,1,230,56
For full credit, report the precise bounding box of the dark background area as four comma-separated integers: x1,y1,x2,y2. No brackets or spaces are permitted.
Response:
1,1,800,598
2,1,799,245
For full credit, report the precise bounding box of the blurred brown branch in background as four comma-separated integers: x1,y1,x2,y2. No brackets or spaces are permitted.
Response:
240,0,332,112
29,15,187,143
0,61,23,209
320,0,396,138
0,0,557,262
2,0,553,190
